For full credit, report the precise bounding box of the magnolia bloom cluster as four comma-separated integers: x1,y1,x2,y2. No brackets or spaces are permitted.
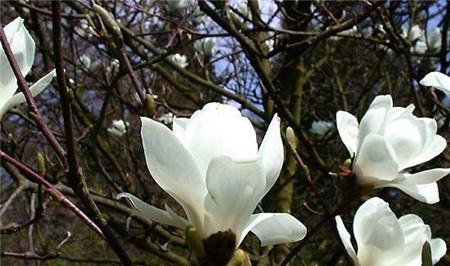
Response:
169,53,189,68
403,25,442,54
336,197,446,266
420,72,450,96
193,37,216,58
118,103,307,248
107,119,129,137
0,17,56,120
337,95,450,204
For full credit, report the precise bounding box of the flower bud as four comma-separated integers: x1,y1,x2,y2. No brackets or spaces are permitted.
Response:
145,94,156,117
93,4,123,47
286,126,298,151
36,152,46,176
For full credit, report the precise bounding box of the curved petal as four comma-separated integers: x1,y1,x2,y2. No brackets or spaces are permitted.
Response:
388,182,440,204
358,95,392,145
335,216,358,265
396,168,450,185
405,134,446,169
392,214,431,265
429,238,447,264
141,117,206,229
1,69,56,116
238,213,306,247
336,111,359,157
353,197,405,265
420,72,450,95
383,116,428,170
258,114,284,194
353,134,399,183
0,17,35,100
182,103,258,176
117,193,188,229
203,156,265,241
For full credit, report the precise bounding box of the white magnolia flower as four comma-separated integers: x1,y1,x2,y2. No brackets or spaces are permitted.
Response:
406,24,424,42
169,53,188,68
407,25,442,54
265,39,274,52
118,103,306,247
78,54,91,68
158,112,174,124
336,95,450,204
107,119,129,137
420,72,450,95
309,120,334,135
0,17,56,120
335,197,446,266
193,37,216,57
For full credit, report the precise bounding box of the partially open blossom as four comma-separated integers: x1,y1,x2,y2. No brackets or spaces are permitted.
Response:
194,37,216,57
107,119,129,137
118,103,306,248
420,72,450,95
337,95,449,204
335,197,446,266
169,53,188,68
0,17,56,120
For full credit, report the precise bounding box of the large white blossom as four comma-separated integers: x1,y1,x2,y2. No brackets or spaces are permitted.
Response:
118,103,306,247
420,72,450,95
335,197,446,266
0,17,56,119
336,95,450,204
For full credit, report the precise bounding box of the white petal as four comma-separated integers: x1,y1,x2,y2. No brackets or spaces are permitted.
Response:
0,69,56,119
383,116,428,170
353,134,399,183
405,131,446,169
117,192,188,229
182,103,258,176
0,17,35,101
358,95,393,144
141,117,206,228
392,214,431,265
396,168,450,185
429,238,447,264
335,216,358,265
336,111,359,156
258,114,284,194
353,197,405,265
388,182,440,204
172,117,189,142
420,72,450,95
203,156,265,241
239,213,306,247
